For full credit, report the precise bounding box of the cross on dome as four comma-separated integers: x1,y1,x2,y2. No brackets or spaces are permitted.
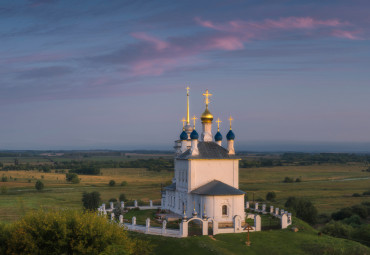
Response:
192,115,198,128
216,118,222,131
229,116,233,130
181,117,186,130
202,89,212,106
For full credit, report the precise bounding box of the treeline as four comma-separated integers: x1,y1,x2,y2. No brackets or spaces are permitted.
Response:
1,158,174,173
239,159,283,168
281,153,370,165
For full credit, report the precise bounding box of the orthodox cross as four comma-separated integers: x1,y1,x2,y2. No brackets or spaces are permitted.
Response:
202,89,212,106
216,118,222,131
192,115,198,128
186,86,190,95
181,118,186,130
229,116,234,130
244,223,253,246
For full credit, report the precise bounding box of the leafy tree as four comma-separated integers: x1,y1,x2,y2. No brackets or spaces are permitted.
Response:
332,207,353,221
266,191,276,201
119,193,127,202
82,191,101,210
322,220,353,239
4,209,145,255
66,173,80,184
283,177,294,183
109,180,116,187
285,197,318,224
120,181,128,186
35,180,44,191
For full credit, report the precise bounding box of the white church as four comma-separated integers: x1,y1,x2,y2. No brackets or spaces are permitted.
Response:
161,88,245,225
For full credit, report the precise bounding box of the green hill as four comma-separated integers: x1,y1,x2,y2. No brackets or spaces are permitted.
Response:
127,218,370,255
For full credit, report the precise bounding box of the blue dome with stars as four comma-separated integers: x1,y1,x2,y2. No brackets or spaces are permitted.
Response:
180,130,188,140
190,130,199,140
226,130,235,140
214,131,222,141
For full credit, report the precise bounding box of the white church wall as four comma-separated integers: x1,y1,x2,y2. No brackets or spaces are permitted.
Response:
201,195,244,223
174,160,189,192
188,159,239,191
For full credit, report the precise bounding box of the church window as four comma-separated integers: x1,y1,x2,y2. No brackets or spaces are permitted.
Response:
222,205,228,216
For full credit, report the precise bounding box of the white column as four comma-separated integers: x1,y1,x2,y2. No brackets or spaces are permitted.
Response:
227,140,235,155
254,215,261,231
121,201,124,209
132,216,136,225
149,200,153,207
245,201,249,209
201,122,212,141
270,205,274,214
190,139,199,156
119,215,123,224
134,200,138,207
145,218,150,233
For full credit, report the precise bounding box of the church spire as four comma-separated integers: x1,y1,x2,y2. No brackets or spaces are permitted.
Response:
200,89,214,141
186,86,190,125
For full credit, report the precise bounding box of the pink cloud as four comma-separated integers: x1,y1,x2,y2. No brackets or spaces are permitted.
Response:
331,29,361,40
131,32,168,50
131,58,178,76
207,36,244,50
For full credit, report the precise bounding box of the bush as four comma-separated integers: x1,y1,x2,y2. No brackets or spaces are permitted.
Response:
332,207,353,221
266,191,276,201
4,209,140,255
0,186,7,194
82,191,101,210
119,193,128,202
295,178,302,182
109,180,116,187
283,177,294,183
35,180,44,191
343,215,362,227
352,224,370,246
322,220,353,238
109,198,117,203
1,175,8,182
285,197,318,224
120,181,128,186
66,173,80,184
351,204,368,219
362,190,370,196
352,193,361,197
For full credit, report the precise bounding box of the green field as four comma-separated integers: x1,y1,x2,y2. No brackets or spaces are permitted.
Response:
0,161,369,223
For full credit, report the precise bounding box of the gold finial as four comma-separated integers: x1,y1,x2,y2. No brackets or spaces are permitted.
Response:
229,116,234,130
202,89,212,107
186,87,190,125
181,118,186,130
216,118,222,131
192,115,198,128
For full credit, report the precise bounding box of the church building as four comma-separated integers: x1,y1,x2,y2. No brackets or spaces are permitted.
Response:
161,88,245,225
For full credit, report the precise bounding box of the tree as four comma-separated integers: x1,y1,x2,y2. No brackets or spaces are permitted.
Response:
66,173,80,184
266,191,276,201
4,209,144,254
285,197,318,224
82,191,101,210
119,193,127,202
35,180,44,191
109,180,116,187
120,181,127,186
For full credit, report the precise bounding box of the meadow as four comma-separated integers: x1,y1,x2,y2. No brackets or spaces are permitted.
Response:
0,155,369,223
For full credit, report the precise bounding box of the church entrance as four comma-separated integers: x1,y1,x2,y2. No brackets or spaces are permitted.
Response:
187,219,203,236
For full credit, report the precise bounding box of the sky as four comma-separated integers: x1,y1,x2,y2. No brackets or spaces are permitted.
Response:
1,0,370,152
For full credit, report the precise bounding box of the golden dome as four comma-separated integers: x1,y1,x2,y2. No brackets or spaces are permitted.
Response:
201,106,213,123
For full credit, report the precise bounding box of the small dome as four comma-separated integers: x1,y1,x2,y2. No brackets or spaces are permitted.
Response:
214,131,222,141
184,124,193,133
200,107,213,123
190,130,199,140
226,130,235,140
180,130,188,140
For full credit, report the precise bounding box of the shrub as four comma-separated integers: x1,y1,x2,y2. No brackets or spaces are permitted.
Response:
109,180,116,187
352,193,361,197
35,180,44,191
119,193,127,202
0,186,7,194
109,198,117,203
362,190,370,196
351,204,368,219
120,181,128,186
352,224,370,246
332,207,353,221
1,175,8,182
283,177,294,183
65,173,80,184
266,191,276,201
343,215,362,227
82,191,101,210
295,178,302,182
322,220,353,238
285,197,318,224
4,209,138,255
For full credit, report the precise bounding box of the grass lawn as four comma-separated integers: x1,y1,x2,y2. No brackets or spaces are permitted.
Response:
127,218,370,255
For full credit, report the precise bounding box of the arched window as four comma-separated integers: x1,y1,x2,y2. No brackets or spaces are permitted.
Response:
222,205,228,216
